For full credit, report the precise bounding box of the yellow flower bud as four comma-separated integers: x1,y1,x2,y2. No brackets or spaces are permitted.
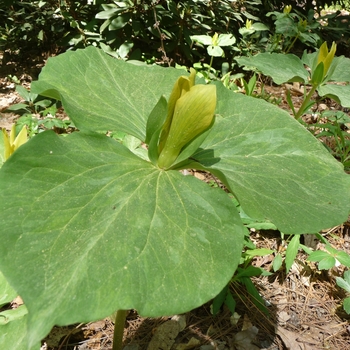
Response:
245,20,252,29
283,5,292,14
157,71,216,169
212,32,219,46
2,124,27,161
317,41,336,78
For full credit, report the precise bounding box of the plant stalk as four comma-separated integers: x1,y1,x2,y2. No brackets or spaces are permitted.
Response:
295,84,318,120
112,309,128,350
285,33,299,54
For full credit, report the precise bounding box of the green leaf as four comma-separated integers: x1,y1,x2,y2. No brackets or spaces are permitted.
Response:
0,305,39,350
318,256,336,270
311,62,324,85
241,277,269,315
145,95,167,144
343,297,350,314
0,131,245,347
217,34,236,46
336,276,350,293
15,85,31,101
308,250,330,262
236,53,309,84
285,235,300,273
212,284,228,315
326,56,350,83
0,305,27,326
207,45,224,57
244,248,274,257
335,251,350,267
224,291,236,314
308,250,336,269
193,84,350,234
31,46,185,140
318,84,350,108
190,35,213,46
0,271,17,308
272,253,283,272
0,283,40,350
109,13,131,30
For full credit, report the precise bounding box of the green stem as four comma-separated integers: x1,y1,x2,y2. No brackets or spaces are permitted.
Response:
112,309,127,350
208,55,214,75
295,84,318,120
285,33,299,54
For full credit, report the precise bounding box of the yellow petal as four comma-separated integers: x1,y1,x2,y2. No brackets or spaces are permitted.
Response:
158,69,196,153
9,124,16,145
13,125,27,151
317,41,328,66
323,41,336,77
2,128,14,160
212,32,219,46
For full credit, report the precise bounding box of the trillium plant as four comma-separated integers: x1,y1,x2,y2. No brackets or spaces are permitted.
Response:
0,47,349,350
236,41,350,119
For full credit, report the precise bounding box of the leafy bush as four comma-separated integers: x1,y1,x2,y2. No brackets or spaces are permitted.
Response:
0,46,349,349
0,0,100,60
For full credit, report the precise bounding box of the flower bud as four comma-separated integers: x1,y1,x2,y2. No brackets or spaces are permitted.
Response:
2,125,27,161
157,70,216,169
312,41,337,84
283,5,292,14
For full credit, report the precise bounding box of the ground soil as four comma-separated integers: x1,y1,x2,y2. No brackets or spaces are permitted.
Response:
1,51,350,350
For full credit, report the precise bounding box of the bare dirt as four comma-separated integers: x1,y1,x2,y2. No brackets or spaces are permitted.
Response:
1,53,350,350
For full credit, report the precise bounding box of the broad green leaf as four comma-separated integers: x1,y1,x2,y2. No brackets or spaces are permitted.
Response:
194,84,350,234
285,235,300,273
236,53,309,84
31,46,185,140
326,56,350,83
0,131,245,347
318,84,350,108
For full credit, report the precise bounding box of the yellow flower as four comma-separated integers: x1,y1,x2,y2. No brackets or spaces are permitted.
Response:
157,69,216,169
283,5,292,14
245,20,252,29
2,124,27,161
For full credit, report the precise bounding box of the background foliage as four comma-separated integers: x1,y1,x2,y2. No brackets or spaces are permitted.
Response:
2,0,350,68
